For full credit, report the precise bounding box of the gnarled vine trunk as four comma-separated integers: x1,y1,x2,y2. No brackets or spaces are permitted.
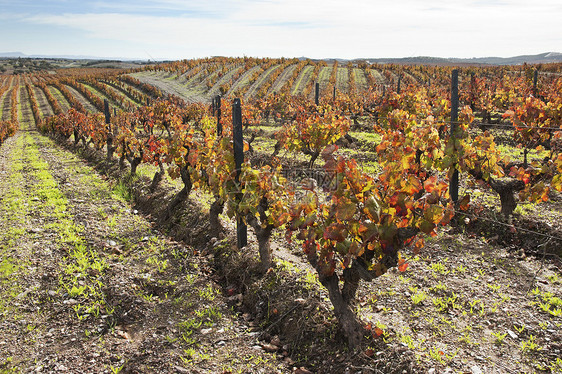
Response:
489,177,525,217
254,223,274,272
166,164,191,217
209,198,224,233
320,273,365,349
150,161,165,193
468,169,526,218
246,197,275,271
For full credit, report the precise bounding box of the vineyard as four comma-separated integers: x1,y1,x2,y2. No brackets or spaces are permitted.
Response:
1,57,562,373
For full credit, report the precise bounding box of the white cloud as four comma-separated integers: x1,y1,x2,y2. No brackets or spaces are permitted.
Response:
14,0,562,59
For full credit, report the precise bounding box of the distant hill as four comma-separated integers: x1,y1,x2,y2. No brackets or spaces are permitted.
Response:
0,51,145,62
362,52,562,66
2,51,561,66
0,52,30,58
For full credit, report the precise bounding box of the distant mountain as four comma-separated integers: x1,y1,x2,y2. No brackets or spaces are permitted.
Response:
0,52,27,58
2,51,561,65
0,51,145,61
363,52,562,66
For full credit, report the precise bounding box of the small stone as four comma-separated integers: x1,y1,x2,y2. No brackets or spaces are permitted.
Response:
107,240,117,247
428,369,436,374
261,343,279,353
228,294,243,303
471,365,483,374
200,328,212,335
252,345,263,351
284,357,295,365
47,290,57,297
507,330,518,339
271,335,281,346
293,368,313,374
174,365,189,373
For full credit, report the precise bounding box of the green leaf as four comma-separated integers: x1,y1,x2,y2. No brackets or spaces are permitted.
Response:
552,174,562,192
364,196,380,222
423,205,444,224
418,219,436,234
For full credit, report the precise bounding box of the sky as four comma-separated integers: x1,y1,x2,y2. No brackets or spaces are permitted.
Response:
0,0,560,61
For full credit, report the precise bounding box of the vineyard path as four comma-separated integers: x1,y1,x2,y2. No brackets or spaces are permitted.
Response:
0,119,291,372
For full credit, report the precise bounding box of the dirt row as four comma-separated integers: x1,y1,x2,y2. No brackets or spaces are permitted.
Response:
0,123,295,372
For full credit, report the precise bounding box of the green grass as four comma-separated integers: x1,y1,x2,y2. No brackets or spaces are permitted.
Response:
291,65,314,96
47,86,71,112
349,131,382,144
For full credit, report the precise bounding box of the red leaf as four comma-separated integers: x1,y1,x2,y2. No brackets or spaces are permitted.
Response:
324,223,347,242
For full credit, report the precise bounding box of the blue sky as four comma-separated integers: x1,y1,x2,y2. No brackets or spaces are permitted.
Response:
0,0,560,60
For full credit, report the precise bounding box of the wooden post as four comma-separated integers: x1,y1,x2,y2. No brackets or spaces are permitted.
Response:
216,95,222,136
333,86,336,101
397,75,401,94
449,69,459,203
146,97,150,106
470,73,476,111
232,98,247,249
533,69,538,97
315,82,320,105
104,99,112,161
103,99,111,124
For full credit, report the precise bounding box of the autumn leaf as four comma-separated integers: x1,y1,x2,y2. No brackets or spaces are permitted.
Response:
423,205,444,224
324,223,347,242
459,194,470,210
402,175,422,195
364,196,381,222
398,258,409,272
412,237,425,254
335,199,356,221
552,174,562,192
418,219,435,235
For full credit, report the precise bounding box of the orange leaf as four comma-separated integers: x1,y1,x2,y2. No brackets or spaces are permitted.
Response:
459,194,470,211
336,200,356,221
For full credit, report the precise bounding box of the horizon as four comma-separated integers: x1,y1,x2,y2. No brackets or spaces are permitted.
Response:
0,0,561,61
1,51,562,63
